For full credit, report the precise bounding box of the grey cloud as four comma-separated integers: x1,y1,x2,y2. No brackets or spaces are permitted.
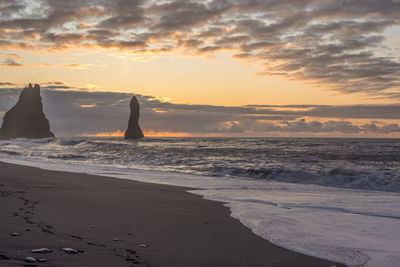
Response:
0,52,21,59
41,81,77,90
0,6,105,30
0,87,399,136
282,119,361,134
149,1,224,32
361,122,400,134
40,33,85,44
300,105,400,119
1,58,22,66
247,105,400,120
86,29,119,41
228,119,399,135
99,0,145,28
0,82,16,86
0,0,400,97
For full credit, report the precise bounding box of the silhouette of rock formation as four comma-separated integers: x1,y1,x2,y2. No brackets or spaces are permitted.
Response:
0,83,54,139
124,95,144,139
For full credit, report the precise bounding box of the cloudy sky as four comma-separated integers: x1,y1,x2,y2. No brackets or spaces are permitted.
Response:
0,0,400,137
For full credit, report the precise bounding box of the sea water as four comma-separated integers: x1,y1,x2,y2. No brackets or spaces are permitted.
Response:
0,137,399,267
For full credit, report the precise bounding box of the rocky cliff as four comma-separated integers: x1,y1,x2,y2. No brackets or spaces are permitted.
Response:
124,95,144,139
0,83,54,139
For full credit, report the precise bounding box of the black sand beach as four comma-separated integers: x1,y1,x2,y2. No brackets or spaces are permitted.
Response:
0,161,344,266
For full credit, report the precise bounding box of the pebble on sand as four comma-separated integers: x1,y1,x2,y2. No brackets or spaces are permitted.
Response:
0,255,10,260
113,238,119,241
139,244,147,248
25,257,36,263
62,248,78,254
32,248,51,254
10,232,20,236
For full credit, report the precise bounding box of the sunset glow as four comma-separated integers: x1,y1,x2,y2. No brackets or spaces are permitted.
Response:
0,0,399,137
82,129,192,138
82,130,124,137
0,3,400,267
143,130,192,138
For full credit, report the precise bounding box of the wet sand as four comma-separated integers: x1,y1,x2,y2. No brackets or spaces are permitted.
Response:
0,161,345,266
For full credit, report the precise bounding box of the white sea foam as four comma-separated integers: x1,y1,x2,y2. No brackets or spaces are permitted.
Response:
0,153,399,267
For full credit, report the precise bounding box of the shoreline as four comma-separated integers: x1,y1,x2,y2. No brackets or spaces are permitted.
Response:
0,161,345,266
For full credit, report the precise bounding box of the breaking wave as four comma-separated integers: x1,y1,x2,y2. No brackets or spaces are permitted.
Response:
0,137,399,192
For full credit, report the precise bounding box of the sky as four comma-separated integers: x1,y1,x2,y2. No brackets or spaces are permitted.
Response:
0,0,400,137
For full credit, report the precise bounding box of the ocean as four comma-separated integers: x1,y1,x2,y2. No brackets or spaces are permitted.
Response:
0,137,399,267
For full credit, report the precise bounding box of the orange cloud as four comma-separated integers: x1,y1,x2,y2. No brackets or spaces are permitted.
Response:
79,104,96,108
0,52,22,60
0,60,53,67
143,130,191,137
62,63,92,69
81,129,192,137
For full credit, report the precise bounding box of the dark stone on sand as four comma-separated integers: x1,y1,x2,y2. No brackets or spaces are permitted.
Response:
31,248,51,254
125,256,141,264
0,83,54,139
62,248,78,254
0,255,9,260
126,249,136,254
25,256,37,263
124,95,144,139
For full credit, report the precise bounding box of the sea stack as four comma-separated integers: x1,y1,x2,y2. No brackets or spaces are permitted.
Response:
124,95,144,139
0,83,54,139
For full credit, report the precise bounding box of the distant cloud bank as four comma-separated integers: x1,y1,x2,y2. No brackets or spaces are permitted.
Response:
0,0,400,98
0,84,399,137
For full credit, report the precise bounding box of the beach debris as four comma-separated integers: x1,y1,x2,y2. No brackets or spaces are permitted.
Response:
25,256,37,263
113,238,119,241
139,244,147,248
32,248,51,254
0,255,9,260
37,258,47,262
10,232,20,236
62,248,78,254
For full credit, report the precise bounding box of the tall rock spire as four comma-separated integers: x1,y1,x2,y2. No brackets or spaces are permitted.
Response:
0,83,54,139
124,95,144,139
